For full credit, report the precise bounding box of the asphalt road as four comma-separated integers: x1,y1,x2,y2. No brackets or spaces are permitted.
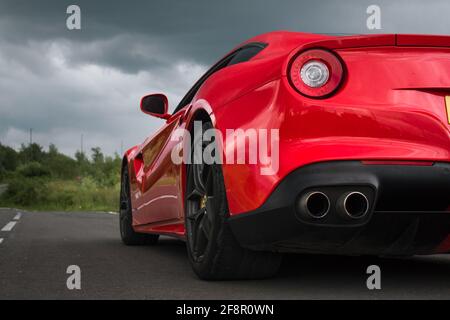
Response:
0,208,449,300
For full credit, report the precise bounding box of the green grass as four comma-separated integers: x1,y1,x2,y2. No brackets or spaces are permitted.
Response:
0,177,120,212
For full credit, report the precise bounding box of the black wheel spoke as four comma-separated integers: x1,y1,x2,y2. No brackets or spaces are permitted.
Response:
205,196,215,222
192,164,206,195
193,219,208,254
121,173,130,199
186,188,203,201
200,215,212,239
120,171,130,219
204,167,214,195
188,207,205,222
119,208,127,219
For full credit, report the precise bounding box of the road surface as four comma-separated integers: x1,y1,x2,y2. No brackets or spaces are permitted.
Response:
0,208,449,299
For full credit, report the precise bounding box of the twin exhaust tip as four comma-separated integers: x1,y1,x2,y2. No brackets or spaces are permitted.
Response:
337,191,370,219
298,191,330,219
297,190,370,220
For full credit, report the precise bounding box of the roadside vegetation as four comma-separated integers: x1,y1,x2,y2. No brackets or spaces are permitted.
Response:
0,142,121,211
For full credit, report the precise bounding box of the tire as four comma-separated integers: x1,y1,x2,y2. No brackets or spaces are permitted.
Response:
119,165,159,246
185,122,282,280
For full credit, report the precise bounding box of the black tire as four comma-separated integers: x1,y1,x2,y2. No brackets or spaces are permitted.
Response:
120,165,159,246
185,122,282,280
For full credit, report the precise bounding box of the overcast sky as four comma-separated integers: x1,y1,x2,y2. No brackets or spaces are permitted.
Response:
0,0,449,157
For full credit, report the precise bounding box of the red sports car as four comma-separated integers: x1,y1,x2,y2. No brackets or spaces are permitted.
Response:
120,31,450,280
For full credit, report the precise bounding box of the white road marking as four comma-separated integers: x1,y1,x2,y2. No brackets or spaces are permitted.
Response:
13,212,22,220
1,221,17,232
0,238,3,244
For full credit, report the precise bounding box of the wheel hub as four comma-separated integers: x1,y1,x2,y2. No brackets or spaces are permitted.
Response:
200,195,207,209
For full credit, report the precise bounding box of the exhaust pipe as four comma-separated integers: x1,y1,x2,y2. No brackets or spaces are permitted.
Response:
297,191,330,219
337,191,369,219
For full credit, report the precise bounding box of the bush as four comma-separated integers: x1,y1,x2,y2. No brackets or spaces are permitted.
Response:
0,143,121,211
17,162,51,178
0,143,19,172
0,165,5,181
1,177,48,206
47,156,78,179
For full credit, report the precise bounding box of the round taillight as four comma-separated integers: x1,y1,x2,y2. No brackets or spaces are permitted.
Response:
300,60,329,88
288,49,344,98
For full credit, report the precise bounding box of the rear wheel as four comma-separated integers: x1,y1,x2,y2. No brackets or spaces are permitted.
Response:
120,165,159,245
185,122,282,280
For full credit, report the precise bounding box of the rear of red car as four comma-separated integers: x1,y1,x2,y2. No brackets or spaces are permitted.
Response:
226,34,450,256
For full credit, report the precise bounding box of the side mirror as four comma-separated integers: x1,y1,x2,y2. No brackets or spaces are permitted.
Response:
140,93,170,120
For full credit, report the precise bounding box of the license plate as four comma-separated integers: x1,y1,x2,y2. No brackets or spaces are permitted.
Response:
446,96,450,124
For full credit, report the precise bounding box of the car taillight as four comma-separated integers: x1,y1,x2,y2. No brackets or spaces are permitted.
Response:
288,49,344,98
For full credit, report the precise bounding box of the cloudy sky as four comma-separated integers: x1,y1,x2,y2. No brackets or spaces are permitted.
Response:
0,0,449,157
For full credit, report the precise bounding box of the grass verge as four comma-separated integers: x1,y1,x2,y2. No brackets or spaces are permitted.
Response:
0,176,119,212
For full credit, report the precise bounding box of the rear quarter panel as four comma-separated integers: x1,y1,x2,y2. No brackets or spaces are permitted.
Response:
213,46,450,215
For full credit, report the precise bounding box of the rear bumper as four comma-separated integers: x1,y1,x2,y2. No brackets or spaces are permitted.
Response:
228,161,450,255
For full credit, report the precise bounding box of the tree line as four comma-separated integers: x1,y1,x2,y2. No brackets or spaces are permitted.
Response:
0,142,122,211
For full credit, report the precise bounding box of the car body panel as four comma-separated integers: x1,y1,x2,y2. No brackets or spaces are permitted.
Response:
128,111,186,227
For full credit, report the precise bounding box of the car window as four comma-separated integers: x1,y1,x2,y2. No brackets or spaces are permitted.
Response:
172,43,266,114
227,46,265,66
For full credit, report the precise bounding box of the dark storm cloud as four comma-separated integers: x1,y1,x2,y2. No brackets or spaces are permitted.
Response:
1,0,447,73
0,0,449,156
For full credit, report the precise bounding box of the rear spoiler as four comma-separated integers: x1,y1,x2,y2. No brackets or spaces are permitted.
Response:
395,34,450,47
302,34,450,50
